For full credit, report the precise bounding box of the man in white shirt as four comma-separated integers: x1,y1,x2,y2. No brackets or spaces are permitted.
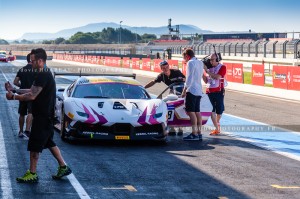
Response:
181,48,204,141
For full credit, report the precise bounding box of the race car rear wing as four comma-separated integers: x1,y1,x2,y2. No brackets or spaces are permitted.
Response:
53,72,136,79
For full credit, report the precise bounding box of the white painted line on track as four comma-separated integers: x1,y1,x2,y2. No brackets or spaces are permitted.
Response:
225,113,300,135
1,69,9,82
0,68,91,199
221,113,300,162
227,89,300,104
67,174,91,199
0,122,13,199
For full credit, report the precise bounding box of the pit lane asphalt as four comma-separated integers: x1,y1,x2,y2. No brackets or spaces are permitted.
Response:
0,60,300,199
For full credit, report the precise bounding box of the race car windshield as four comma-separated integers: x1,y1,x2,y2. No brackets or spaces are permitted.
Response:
72,83,150,99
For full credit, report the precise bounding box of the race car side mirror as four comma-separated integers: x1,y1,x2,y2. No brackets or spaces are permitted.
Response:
163,94,178,102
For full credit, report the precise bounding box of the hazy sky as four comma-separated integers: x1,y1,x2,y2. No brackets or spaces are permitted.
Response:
0,0,299,40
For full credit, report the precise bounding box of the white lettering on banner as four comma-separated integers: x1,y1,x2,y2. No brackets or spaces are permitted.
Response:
253,70,263,77
233,68,242,76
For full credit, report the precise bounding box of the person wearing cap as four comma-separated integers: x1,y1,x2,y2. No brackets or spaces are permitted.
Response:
144,60,185,136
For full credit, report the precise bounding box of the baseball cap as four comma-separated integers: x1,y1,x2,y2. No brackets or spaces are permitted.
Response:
159,60,168,66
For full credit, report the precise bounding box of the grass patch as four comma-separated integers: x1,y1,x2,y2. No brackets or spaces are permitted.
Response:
243,71,252,84
264,83,273,87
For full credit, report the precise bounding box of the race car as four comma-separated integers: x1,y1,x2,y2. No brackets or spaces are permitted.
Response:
157,82,213,127
0,54,8,62
54,73,168,142
0,51,15,62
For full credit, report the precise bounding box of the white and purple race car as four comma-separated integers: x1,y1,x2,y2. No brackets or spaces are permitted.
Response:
54,73,212,142
55,73,168,141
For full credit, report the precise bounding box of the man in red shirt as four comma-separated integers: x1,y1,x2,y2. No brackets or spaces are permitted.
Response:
203,53,226,135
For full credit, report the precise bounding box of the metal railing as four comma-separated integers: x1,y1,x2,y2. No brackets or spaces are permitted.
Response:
168,39,300,59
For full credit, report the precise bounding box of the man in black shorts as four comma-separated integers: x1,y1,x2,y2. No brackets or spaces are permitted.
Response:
5,48,72,183
13,53,35,138
181,49,204,141
144,60,185,135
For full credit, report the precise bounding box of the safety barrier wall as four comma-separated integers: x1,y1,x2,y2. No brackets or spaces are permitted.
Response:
53,53,300,91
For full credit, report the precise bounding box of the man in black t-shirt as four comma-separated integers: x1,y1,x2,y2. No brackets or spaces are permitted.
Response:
144,60,185,136
6,48,72,183
144,60,185,94
13,53,35,138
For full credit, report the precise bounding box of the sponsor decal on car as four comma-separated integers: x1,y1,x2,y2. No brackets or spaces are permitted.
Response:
115,135,130,140
82,131,109,136
136,132,159,136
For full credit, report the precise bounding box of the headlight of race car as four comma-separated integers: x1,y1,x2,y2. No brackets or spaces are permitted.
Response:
76,111,89,118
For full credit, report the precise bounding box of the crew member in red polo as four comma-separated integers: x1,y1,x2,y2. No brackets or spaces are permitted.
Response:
203,53,226,135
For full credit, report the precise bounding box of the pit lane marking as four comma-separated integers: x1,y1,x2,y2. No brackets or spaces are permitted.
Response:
271,185,300,189
102,185,137,192
0,122,13,198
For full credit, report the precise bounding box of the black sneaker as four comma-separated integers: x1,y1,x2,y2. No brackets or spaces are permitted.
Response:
24,131,30,138
183,133,199,141
198,134,203,141
177,128,183,136
168,131,176,136
18,131,24,138
22,132,29,140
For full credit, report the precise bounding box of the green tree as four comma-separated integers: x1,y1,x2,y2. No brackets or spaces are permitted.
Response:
119,28,141,43
20,39,34,44
42,40,53,44
141,34,157,42
54,37,65,44
69,32,97,44
100,28,118,43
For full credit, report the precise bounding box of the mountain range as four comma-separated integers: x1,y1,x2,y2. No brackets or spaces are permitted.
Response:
19,22,213,41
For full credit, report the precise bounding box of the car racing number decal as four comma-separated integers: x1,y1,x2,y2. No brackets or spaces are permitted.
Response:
167,110,175,121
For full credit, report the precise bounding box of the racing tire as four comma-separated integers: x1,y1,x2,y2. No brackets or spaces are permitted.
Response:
60,108,68,142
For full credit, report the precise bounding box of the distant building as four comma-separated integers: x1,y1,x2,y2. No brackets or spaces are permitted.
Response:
201,32,287,42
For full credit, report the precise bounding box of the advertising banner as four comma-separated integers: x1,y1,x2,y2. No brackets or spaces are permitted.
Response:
131,58,140,70
252,64,265,86
287,66,300,91
232,63,243,83
182,61,187,76
223,62,233,82
168,60,179,70
153,59,163,72
142,58,151,71
273,65,288,89
122,57,130,68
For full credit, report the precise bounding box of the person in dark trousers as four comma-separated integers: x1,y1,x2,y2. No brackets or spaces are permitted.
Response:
144,60,185,136
13,53,35,139
203,53,227,135
181,48,204,141
5,48,72,183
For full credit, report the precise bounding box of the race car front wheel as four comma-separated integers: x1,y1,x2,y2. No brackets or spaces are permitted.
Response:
60,109,68,141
